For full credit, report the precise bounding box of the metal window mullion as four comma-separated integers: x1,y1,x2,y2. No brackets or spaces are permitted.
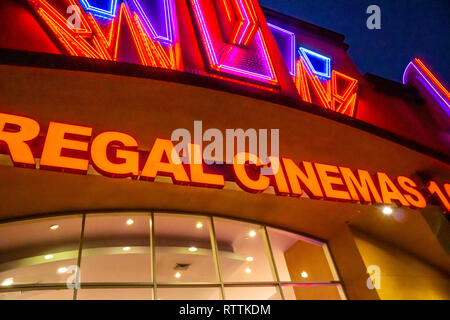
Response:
151,212,157,300
262,225,285,300
73,213,86,300
209,216,226,300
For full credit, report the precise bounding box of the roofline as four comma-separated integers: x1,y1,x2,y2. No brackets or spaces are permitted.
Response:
0,49,448,164
261,6,349,50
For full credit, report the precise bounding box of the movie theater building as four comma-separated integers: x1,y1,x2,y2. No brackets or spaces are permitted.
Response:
0,0,449,300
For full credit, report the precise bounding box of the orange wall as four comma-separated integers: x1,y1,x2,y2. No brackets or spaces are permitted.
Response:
353,230,450,300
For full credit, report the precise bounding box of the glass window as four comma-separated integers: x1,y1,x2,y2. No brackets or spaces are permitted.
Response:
0,216,82,286
267,227,339,282
154,214,218,283
0,212,344,300
76,288,153,300
156,287,222,300
213,218,275,282
0,289,74,300
80,213,152,283
281,284,345,300
224,286,281,300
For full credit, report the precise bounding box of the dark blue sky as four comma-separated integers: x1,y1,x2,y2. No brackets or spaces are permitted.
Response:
260,0,450,84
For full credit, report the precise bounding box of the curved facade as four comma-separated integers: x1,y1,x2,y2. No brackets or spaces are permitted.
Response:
0,211,345,300
0,0,449,300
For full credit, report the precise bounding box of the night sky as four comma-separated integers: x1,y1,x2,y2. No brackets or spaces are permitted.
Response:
259,0,450,85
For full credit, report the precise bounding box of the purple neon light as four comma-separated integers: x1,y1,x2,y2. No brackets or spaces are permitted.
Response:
80,0,175,43
416,76,450,117
267,23,296,76
403,61,450,109
191,0,277,84
235,0,252,45
131,0,174,43
79,0,118,19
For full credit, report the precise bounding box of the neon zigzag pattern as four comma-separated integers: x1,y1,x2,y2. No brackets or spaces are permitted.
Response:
28,0,176,69
190,0,278,86
295,57,358,117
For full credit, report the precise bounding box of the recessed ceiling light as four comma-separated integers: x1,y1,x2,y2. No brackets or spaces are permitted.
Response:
122,247,131,251
44,254,54,260
301,271,309,278
245,256,254,262
249,230,256,237
1,278,13,287
245,267,252,274
49,224,59,231
188,247,198,252
196,222,203,229
382,206,393,215
57,267,68,274
126,219,134,226
175,272,181,278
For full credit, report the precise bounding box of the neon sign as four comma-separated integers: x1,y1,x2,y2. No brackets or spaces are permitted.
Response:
403,58,450,111
24,0,364,116
299,47,331,80
188,0,278,86
266,23,359,116
295,48,358,117
267,23,296,76
28,0,176,68
0,112,449,212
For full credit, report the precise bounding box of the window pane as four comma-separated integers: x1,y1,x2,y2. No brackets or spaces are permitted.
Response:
281,284,345,300
214,218,275,282
157,287,222,300
76,288,153,300
267,228,338,282
0,216,82,286
80,213,152,283
154,214,218,282
224,286,281,300
0,289,74,300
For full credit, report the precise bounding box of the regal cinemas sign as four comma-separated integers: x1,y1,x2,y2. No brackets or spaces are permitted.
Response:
0,112,449,212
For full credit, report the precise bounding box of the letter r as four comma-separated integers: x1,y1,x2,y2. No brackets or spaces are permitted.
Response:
0,113,40,166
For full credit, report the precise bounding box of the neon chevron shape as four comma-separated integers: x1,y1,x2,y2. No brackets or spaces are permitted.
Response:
332,70,358,101
295,58,358,117
130,0,174,43
28,0,176,69
299,47,331,80
229,0,258,46
403,58,450,109
79,0,174,43
190,0,278,86
79,0,118,19
268,23,296,76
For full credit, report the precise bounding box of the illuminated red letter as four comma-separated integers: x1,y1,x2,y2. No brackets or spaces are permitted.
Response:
397,176,426,209
188,144,224,188
340,167,382,203
0,113,40,167
427,181,450,212
377,172,410,206
91,131,139,178
282,158,323,198
315,163,351,201
233,152,270,193
141,138,190,184
270,156,290,195
40,122,92,173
